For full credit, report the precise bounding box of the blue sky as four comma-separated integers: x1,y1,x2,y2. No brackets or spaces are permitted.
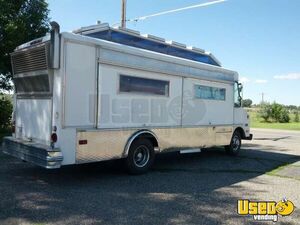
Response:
47,0,300,105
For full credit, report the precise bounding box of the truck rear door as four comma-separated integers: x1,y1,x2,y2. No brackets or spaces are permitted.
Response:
11,43,52,145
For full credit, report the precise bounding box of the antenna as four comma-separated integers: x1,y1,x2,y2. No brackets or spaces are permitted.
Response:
121,0,127,28
131,0,226,22
260,92,267,103
117,0,227,27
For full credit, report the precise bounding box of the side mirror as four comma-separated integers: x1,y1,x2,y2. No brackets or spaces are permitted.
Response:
238,83,243,92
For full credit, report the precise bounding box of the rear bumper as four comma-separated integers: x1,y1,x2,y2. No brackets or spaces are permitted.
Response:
2,136,63,169
243,133,253,140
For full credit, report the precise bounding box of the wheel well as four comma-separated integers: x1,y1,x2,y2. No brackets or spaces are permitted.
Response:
135,133,159,148
124,130,159,157
234,127,246,139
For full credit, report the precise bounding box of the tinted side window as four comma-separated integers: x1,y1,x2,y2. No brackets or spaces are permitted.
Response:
120,75,169,96
194,84,226,101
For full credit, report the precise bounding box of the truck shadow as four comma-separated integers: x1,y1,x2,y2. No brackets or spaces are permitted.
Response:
0,145,299,225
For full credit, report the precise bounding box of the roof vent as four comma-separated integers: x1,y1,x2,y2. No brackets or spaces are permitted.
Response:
73,23,109,34
141,34,165,42
116,27,140,36
166,40,186,48
187,46,205,53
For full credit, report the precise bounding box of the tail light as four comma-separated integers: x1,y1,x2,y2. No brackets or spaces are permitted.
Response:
51,126,58,143
51,133,58,143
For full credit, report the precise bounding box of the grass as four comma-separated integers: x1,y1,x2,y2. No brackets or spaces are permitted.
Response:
266,162,300,181
248,111,300,131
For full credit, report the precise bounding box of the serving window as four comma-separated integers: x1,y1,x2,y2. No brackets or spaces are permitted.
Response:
119,75,169,97
194,84,226,101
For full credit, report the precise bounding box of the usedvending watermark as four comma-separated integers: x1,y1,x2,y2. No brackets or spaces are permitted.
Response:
95,91,206,125
237,198,295,222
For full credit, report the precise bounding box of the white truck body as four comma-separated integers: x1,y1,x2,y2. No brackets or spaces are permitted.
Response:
2,22,252,170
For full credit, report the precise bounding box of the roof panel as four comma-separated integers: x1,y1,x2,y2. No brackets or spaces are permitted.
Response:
79,26,220,66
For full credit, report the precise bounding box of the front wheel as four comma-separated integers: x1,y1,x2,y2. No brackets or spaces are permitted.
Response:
125,139,155,174
225,131,242,156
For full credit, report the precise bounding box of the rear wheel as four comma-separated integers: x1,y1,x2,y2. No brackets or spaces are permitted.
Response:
225,130,242,156
126,138,155,174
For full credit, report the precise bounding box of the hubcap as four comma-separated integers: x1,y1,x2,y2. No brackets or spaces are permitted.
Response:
232,135,241,151
133,145,150,168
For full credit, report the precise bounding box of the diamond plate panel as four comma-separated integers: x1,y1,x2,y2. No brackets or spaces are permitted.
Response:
76,126,233,164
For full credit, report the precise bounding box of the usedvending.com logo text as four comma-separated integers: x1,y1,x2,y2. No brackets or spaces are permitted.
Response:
237,198,295,222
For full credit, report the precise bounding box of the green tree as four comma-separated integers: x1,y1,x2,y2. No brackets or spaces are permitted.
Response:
271,103,283,122
269,102,290,123
242,99,253,107
0,0,50,92
0,94,13,128
258,103,272,122
258,102,290,123
278,108,290,123
286,105,297,111
294,111,299,123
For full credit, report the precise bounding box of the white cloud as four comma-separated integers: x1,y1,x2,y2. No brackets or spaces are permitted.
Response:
240,77,250,84
274,73,300,80
239,77,269,84
255,79,268,84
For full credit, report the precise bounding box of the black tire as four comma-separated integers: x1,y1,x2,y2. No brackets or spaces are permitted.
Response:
225,130,242,156
126,138,155,175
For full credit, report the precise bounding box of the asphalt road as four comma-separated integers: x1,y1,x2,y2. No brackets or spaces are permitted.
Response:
0,128,300,225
